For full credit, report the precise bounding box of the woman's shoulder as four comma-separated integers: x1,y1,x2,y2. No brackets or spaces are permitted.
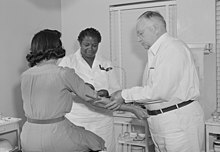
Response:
58,66,76,74
58,66,78,80
57,66,80,83
58,53,78,68
21,68,32,78
21,66,41,76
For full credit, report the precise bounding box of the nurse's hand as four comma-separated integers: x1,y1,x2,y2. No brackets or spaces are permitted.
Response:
97,89,110,98
105,90,125,110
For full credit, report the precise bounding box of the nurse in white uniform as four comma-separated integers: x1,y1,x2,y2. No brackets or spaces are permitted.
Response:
59,27,120,152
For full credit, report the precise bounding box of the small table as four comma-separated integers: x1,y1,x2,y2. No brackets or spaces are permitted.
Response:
0,117,22,151
113,111,151,152
205,118,220,152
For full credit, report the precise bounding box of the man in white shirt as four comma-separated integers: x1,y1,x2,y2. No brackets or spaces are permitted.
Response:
104,11,204,152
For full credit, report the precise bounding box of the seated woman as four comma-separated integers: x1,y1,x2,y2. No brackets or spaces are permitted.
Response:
20,29,106,152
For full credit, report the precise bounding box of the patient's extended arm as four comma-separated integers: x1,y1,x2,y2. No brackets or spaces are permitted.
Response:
71,94,112,113
118,104,148,119
93,97,148,119
72,92,148,119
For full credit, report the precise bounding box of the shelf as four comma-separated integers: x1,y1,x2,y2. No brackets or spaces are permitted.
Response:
206,118,220,126
0,117,21,126
11,146,19,152
114,112,153,152
114,116,146,126
0,117,22,151
118,140,146,147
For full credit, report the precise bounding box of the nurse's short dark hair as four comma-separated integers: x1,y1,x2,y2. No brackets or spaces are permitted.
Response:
26,29,65,67
77,27,101,44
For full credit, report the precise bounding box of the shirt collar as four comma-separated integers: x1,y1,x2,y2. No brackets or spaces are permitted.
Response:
149,32,169,56
75,48,101,67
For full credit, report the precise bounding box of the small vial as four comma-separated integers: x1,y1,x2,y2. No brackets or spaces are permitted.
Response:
212,110,219,121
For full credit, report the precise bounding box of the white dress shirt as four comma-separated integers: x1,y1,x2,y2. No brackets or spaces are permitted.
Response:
122,33,200,110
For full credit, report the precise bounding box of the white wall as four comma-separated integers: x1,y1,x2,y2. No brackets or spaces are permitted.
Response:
177,0,216,149
0,0,61,145
177,0,216,121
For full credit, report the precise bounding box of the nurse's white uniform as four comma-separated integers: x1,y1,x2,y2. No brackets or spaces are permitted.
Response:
59,49,121,152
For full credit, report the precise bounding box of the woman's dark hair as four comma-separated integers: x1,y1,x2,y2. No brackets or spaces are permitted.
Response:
26,29,65,67
77,27,101,44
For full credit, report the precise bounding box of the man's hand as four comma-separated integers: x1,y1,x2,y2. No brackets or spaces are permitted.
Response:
131,105,149,119
118,104,148,119
103,90,125,110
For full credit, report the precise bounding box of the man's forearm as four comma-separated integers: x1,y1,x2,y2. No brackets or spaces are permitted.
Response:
117,103,148,119
118,103,135,113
